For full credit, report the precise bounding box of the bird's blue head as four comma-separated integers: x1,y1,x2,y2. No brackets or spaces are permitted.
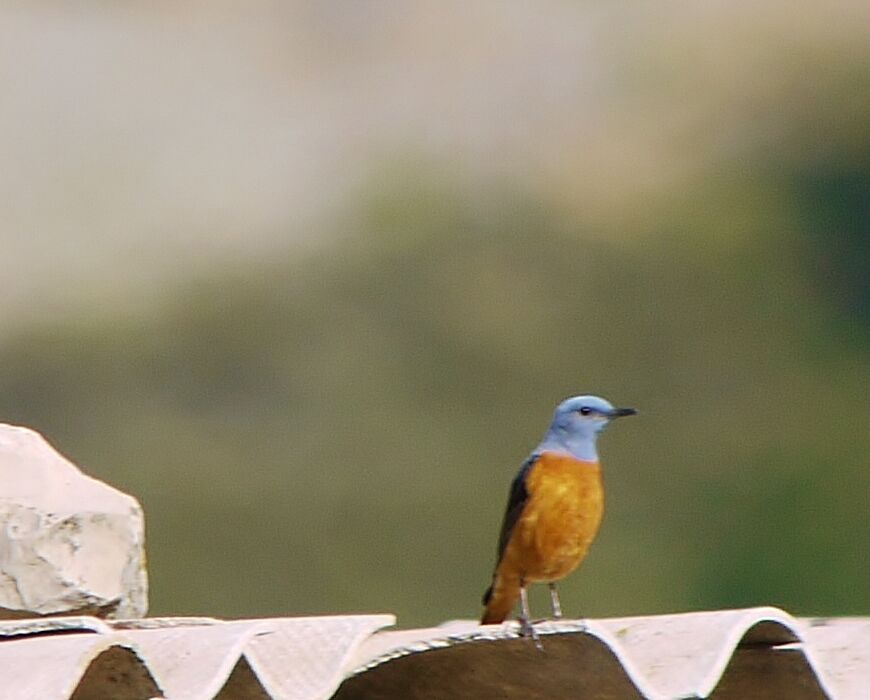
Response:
536,395,636,462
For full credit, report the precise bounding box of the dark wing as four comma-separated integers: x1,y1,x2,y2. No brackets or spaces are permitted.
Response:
494,454,537,565
482,455,537,606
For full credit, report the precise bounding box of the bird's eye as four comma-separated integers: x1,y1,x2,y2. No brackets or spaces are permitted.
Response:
579,407,592,416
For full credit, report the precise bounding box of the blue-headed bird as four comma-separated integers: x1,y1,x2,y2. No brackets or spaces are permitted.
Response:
481,395,636,633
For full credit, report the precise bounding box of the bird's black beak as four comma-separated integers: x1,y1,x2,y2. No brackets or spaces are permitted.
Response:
610,407,637,418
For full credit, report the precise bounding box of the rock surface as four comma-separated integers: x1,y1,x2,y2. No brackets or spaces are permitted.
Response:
0,424,147,618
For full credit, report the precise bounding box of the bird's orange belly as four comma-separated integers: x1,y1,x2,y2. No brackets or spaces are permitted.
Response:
501,454,604,583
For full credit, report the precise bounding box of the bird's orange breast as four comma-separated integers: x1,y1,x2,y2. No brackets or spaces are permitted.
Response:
500,452,604,583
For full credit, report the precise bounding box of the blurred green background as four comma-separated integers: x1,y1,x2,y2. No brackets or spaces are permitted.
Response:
0,3,868,627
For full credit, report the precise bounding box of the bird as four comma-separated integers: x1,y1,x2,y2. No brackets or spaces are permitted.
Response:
481,395,636,638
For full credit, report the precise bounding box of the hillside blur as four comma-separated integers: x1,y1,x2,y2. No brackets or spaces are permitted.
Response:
0,3,868,626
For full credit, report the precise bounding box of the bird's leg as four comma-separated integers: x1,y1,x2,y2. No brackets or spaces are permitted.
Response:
519,583,532,630
548,583,563,619
518,582,543,651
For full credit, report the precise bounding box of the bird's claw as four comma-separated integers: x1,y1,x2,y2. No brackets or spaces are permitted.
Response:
518,617,544,651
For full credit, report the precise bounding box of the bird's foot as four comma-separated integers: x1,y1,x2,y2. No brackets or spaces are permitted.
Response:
518,617,544,651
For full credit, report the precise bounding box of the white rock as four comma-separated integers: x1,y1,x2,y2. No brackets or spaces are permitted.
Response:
0,424,147,618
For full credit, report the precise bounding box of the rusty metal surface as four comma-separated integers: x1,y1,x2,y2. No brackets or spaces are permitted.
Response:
0,608,865,699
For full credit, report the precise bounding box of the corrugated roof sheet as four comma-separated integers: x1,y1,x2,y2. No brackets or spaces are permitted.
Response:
0,607,866,699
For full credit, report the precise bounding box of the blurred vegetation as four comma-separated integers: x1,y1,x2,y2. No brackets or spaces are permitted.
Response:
0,160,868,625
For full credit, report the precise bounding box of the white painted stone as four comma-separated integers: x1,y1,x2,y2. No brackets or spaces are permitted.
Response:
0,424,147,618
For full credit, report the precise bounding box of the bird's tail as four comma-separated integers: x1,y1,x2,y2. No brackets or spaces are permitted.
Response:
480,574,520,624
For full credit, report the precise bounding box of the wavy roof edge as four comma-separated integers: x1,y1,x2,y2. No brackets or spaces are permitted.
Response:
0,607,866,699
